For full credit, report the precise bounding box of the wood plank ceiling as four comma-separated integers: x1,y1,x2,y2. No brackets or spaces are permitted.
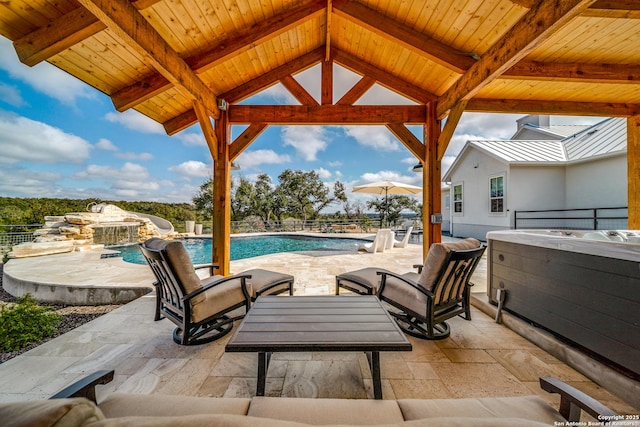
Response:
2,0,640,262
3,0,640,133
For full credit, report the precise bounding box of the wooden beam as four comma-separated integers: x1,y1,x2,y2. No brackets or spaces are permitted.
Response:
336,76,376,105
192,101,218,161
163,48,325,135
325,0,333,62
212,112,232,275
437,101,467,161
423,102,442,257
466,98,640,117
333,48,436,103
77,0,220,118
628,115,640,229
222,48,325,104
385,123,425,162
280,75,319,106
322,59,333,105
333,0,474,73
227,105,427,124
112,0,325,111
437,0,598,118
230,123,268,161
505,62,640,83
12,0,160,67
582,0,640,18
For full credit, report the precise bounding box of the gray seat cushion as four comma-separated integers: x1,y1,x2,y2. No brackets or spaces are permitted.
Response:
241,268,294,298
337,267,392,295
98,394,251,418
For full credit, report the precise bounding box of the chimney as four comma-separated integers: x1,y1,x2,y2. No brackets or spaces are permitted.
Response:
516,114,550,131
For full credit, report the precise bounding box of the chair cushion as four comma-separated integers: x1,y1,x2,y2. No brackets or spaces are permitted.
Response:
337,268,391,295
98,394,251,418
241,269,294,298
418,238,481,291
191,276,248,322
144,238,202,295
381,272,428,316
0,397,105,427
248,396,405,425
398,395,566,424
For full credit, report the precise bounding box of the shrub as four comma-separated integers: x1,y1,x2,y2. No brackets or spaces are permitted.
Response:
0,295,62,352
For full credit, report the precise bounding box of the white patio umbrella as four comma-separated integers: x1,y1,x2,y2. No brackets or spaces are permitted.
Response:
352,180,422,226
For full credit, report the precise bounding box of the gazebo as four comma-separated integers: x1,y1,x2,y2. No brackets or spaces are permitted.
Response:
1,0,639,274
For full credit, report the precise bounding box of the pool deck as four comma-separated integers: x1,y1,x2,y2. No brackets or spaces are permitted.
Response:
0,233,638,415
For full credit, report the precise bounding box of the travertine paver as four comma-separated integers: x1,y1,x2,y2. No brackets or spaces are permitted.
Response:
0,237,637,418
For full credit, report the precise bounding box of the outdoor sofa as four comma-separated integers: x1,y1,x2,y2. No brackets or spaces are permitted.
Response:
0,370,619,427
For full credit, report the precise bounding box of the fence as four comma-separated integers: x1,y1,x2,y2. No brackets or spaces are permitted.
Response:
0,224,42,258
513,207,628,230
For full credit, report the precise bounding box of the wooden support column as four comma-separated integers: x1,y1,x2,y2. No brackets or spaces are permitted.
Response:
628,115,640,229
213,111,232,275
422,102,442,260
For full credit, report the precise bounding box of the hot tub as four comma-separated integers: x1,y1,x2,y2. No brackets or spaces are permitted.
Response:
486,230,640,379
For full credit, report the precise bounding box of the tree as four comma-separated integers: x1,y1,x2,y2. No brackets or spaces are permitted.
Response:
252,174,276,222
232,177,255,220
367,195,420,226
275,170,346,223
192,177,212,220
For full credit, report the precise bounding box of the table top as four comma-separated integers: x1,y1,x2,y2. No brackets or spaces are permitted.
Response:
225,295,412,353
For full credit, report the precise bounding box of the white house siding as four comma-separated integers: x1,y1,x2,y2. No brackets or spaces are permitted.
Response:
441,186,451,234
509,166,566,211
565,155,627,209
448,149,510,240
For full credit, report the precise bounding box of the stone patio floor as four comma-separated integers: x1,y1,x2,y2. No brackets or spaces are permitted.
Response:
0,235,637,418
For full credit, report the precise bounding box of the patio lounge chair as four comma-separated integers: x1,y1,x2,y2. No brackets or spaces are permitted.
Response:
393,226,413,248
140,238,294,345
378,238,485,340
356,229,388,253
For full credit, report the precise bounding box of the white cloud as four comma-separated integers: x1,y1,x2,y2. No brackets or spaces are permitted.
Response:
175,131,206,146
0,83,25,107
0,36,94,107
236,149,291,169
0,112,91,164
95,138,118,151
344,126,399,151
0,166,61,197
317,167,331,179
169,160,211,178
282,126,329,161
328,160,343,167
359,170,421,186
104,109,164,134
115,151,154,161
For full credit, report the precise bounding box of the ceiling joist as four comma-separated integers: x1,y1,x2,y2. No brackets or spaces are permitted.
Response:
466,98,640,117
437,0,599,119
76,0,220,118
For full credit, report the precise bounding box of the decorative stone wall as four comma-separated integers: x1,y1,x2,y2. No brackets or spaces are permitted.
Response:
9,204,178,258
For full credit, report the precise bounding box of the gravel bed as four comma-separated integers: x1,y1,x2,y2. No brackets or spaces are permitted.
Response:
0,263,121,364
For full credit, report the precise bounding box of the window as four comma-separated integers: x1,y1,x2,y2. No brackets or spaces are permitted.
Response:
489,175,505,214
453,183,463,214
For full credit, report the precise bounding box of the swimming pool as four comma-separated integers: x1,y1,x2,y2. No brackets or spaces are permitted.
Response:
112,234,370,265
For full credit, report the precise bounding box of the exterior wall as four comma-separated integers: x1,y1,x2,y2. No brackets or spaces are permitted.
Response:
565,155,627,209
441,186,451,234
509,165,566,211
448,149,511,240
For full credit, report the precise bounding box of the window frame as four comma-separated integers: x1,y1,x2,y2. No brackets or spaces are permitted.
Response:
489,174,506,216
452,182,463,216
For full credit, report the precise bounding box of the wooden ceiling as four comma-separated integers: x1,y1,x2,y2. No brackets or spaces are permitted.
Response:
3,0,640,137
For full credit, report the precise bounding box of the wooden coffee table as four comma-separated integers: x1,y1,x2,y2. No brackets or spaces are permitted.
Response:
225,295,412,399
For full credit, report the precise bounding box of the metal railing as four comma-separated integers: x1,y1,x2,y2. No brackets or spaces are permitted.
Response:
513,207,628,230
0,224,42,258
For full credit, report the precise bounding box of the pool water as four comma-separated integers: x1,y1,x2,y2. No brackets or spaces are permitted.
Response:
113,234,370,265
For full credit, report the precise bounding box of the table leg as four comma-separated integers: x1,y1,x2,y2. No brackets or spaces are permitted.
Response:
257,351,271,396
366,351,382,399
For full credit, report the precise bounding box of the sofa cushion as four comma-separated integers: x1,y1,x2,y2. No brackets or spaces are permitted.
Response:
419,238,481,291
0,397,104,427
97,394,251,418
398,395,566,424
86,414,552,427
248,396,404,425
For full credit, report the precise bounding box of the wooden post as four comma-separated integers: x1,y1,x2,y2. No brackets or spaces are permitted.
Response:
422,102,442,260
628,115,640,229
212,110,231,275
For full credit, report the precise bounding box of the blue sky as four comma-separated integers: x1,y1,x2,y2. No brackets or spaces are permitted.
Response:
0,35,602,210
